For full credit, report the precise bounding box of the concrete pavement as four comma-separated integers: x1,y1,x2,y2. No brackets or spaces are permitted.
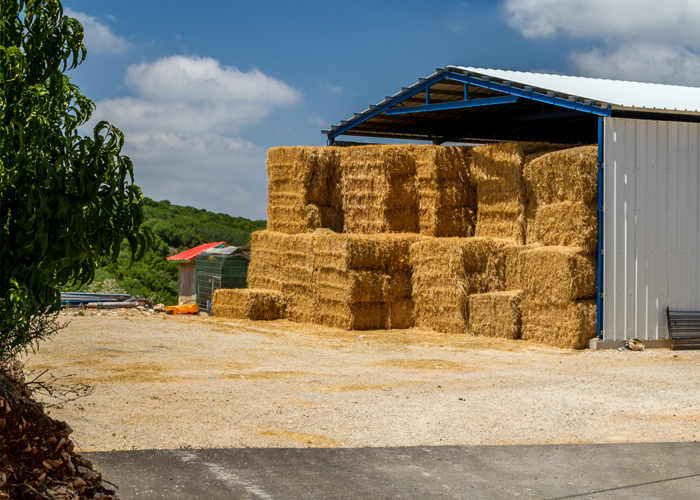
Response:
86,443,700,499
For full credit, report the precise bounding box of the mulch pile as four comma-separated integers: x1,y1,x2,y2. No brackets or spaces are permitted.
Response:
0,370,117,499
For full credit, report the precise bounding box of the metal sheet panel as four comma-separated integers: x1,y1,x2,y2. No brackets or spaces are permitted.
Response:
603,117,700,340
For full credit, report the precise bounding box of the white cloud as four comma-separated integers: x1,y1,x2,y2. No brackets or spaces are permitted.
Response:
319,79,342,94
64,8,130,54
503,0,700,47
503,0,700,84
87,56,302,219
571,42,700,86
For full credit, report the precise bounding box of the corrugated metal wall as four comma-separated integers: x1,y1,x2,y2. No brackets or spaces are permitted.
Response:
603,117,700,341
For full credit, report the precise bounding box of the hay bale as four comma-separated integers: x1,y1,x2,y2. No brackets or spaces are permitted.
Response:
315,269,386,303
414,145,476,237
340,145,418,233
469,291,521,339
529,201,597,253
503,243,541,291
280,234,315,323
247,230,287,292
519,246,596,305
521,298,596,349
212,289,285,320
267,147,342,234
410,237,506,334
472,143,566,243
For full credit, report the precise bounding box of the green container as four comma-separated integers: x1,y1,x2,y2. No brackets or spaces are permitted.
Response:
195,250,250,311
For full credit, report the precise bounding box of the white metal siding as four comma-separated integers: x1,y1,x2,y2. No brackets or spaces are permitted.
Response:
603,117,700,340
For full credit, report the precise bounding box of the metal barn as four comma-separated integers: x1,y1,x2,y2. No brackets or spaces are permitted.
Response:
167,242,228,305
323,66,700,348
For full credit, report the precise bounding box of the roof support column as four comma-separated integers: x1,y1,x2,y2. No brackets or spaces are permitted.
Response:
597,116,604,339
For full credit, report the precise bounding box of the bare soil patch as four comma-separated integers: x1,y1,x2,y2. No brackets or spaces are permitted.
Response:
23,311,700,451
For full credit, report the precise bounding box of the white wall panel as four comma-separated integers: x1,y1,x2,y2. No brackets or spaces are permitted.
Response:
603,118,700,340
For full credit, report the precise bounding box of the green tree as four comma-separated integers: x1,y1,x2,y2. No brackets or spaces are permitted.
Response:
0,0,150,358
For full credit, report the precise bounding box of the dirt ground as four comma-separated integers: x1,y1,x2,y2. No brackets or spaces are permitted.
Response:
22,311,700,453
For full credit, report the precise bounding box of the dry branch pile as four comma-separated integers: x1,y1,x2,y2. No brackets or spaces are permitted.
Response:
0,369,117,499
340,146,418,234
212,288,285,321
469,290,522,339
414,145,476,237
267,147,342,234
410,237,505,334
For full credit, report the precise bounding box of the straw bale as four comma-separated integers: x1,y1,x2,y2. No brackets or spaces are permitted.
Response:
315,269,386,303
414,145,476,237
521,298,597,349
519,246,596,305
387,298,415,329
340,145,418,233
471,142,568,243
384,272,412,300
314,299,387,330
280,234,315,323
523,145,598,206
247,230,286,292
469,290,522,339
212,289,285,321
267,146,342,234
410,237,506,334
313,233,422,272
503,243,540,291
529,201,597,253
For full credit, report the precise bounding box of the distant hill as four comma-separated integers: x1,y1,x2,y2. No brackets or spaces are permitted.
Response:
143,197,267,250
65,199,266,304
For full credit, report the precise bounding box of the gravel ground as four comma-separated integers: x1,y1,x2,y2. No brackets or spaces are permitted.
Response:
23,311,700,452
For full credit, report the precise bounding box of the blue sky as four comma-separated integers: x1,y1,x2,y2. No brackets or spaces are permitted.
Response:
63,0,700,220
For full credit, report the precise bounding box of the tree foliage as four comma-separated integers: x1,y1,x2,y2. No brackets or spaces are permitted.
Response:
0,0,150,353
71,199,266,305
142,198,266,249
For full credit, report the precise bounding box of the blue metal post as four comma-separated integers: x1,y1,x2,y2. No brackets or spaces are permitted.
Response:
426,88,430,105
464,83,468,101
596,116,604,339
328,138,334,146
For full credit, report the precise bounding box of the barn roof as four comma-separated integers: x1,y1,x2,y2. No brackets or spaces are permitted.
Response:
167,242,228,262
324,66,700,145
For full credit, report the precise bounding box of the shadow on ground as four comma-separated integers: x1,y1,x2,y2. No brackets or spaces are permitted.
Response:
87,442,700,499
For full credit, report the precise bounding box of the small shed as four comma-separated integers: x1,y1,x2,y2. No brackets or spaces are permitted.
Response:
195,246,251,311
167,242,228,305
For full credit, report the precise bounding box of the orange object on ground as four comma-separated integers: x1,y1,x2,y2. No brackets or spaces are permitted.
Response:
166,304,198,315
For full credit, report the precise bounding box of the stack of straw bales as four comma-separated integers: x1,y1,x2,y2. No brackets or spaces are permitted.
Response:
212,288,285,320
267,147,343,234
313,233,422,330
518,246,597,349
414,145,476,237
471,143,564,244
523,145,598,252
340,146,418,234
411,237,505,334
280,233,316,323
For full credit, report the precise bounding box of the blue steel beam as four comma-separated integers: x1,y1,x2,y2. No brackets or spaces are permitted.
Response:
443,70,611,117
596,116,604,339
326,72,449,140
385,95,519,116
